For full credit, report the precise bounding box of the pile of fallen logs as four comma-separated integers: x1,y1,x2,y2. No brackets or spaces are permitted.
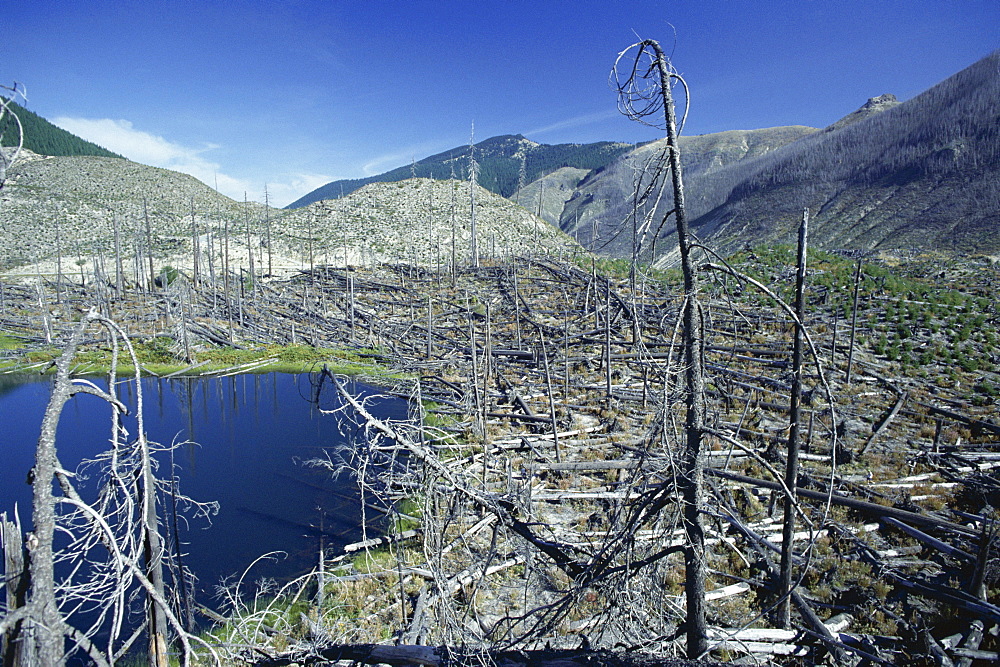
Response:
3,253,999,665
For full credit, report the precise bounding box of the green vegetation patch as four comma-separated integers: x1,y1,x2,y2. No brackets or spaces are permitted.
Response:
9,338,396,378
0,333,25,351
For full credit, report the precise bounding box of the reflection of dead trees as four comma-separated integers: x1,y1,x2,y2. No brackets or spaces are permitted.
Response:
0,312,217,666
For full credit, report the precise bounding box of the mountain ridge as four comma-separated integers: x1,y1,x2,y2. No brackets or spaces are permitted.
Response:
3,50,998,271
669,49,1000,261
286,134,635,208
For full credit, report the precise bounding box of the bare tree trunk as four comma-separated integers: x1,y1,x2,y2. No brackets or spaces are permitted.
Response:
427,296,433,359
27,319,92,665
55,219,63,305
450,177,457,286
846,259,862,385
265,187,273,277
207,220,216,286
224,215,233,343
778,208,809,627
140,436,170,667
111,213,124,299
190,197,199,288
2,510,32,667
622,39,708,658
144,199,156,291
513,265,522,349
469,125,479,268
468,296,484,439
349,275,356,343
245,194,256,302
605,285,612,399
539,329,561,462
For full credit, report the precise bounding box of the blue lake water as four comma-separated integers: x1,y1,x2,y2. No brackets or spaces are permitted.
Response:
0,371,408,606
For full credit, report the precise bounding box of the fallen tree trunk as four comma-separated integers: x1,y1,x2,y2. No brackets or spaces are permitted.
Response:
707,469,977,537
250,644,724,667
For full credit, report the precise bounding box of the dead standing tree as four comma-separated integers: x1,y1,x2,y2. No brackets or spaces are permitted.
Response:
0,83,26,192
612,39,708,658
0,312,217,666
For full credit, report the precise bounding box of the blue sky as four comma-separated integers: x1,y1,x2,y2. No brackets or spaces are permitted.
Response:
6,0,999,206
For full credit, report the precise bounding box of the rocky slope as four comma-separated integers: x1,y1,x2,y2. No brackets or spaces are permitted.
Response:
0,152,577,281
527,125,817,257
274,178,580,266
0,149,265,273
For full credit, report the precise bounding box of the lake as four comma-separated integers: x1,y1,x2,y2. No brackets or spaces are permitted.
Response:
0,371,408,607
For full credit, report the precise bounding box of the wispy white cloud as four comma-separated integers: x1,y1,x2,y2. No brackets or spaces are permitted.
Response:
524,110,620,138
52,116,250,195
360,140,449,177
362,150,417,177
50,117,330,207
264,173,334,207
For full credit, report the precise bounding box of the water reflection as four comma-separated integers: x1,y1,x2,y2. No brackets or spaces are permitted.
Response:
0,372,407,605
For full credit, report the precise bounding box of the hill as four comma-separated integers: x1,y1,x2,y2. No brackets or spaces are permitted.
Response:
0,98,123,159
275,177,580,266
0,149,577,278
0,149,265,273
286,135,634,208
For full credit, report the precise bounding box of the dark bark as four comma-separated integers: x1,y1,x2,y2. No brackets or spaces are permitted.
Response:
647,40,708,659
778,208,808,626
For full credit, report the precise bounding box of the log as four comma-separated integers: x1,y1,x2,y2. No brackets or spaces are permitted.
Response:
888,573,1000,625
250,644,725,667
707,469,978,537
528,460,643,472
859,390,908,455
880,517,975,562
955,620,986,667
486,411,552,424
919,401,1000,436
343,529,422,553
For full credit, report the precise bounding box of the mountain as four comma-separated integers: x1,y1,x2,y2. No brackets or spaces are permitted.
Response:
286,135,634,208
544,50,1000,266
667,50,1000,262
822,93,900,133
275,177,580,266
526,125,817,256
0,98,123,159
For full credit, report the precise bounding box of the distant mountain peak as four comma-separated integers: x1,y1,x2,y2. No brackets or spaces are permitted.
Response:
862,93,899,109
825,93,901,132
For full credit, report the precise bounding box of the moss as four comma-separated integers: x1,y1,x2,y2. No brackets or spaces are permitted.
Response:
0,334,25,351
5,340,399,378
